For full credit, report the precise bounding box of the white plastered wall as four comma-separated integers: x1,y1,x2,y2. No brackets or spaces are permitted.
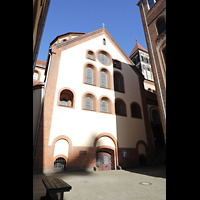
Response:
48,33,147,150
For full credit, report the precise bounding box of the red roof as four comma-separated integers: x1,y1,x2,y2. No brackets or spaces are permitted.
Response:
36,59,46,67
129,42,148,57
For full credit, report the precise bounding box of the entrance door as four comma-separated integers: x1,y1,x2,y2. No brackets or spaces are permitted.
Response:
96,152,111,171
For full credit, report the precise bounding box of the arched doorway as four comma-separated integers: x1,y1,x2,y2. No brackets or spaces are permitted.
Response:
54,157,66,171
94,133,118,171
136,140,147,166
96,151,112,171
52,135,72,171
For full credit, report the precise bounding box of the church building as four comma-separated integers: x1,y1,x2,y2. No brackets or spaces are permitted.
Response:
33,28,155,172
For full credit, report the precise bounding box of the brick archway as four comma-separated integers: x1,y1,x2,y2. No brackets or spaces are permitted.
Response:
51,135,72,171
93,133,119,170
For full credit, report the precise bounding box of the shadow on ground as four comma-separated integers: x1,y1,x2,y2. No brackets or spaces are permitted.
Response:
125,164,166,178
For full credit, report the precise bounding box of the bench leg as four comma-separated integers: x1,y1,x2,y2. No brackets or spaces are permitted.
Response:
60,192,64,200
46,190,58,200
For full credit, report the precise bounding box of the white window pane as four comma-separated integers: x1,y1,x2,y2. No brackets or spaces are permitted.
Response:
100,71,107,88
100,100,108,112
85,67,93,84
84,97,93,110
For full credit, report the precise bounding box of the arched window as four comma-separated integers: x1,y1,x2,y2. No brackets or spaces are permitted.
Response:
59,89,74,107
83,64,96,86
85,67,93,85
82,93,96,111
131,102,142,119
100,100,108,113
84,97,93,110
100,71,107,88
100,97,111,113
156,17,166,35
115,99,127,116
115,102,122,115
114,72,124,92
87,51,95,60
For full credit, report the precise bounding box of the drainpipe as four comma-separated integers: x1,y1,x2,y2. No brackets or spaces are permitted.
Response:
33,48,52,162
139,0,166,120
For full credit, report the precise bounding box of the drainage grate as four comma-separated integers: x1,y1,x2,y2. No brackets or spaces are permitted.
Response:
139,182,152,185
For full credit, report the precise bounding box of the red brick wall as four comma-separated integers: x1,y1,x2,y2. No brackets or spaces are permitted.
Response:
138,0,166,142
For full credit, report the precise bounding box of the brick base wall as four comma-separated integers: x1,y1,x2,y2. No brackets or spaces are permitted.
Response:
34,144,142,172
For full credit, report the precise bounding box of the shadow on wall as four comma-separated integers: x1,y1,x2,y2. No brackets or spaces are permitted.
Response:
114,61,155,169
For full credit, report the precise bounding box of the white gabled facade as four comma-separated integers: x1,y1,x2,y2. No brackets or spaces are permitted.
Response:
33,28,154,172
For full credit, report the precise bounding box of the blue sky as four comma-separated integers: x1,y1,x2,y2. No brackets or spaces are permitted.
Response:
38,0,147,61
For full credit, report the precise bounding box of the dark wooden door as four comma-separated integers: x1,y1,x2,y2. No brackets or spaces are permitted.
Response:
96,152,111,171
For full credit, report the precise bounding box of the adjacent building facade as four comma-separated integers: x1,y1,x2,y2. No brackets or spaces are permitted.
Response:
137,0,166,141
129,40,165,164
33,28,155,172
33,0,51,73
33,60,46,148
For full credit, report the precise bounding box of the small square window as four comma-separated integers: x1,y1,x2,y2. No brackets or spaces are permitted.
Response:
79,151,87,155
123,150,129,158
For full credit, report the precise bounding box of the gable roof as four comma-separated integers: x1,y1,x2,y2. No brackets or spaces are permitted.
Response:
50,32,85,47
129,41,148,57
51,28,135,66
49,28,144,79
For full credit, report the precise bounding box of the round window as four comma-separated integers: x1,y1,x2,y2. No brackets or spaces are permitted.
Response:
97,51,111,65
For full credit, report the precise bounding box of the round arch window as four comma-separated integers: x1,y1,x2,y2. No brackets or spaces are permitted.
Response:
97,51,111,65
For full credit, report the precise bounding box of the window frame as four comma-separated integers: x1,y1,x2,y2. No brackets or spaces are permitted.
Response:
83,63,97,86
130,102,142,119
58,88,74,108
147,0,158,10
156,17,166,35
96,50,112,66
84,96,93,111
115,98,127,116
114,71,125,93
85,67,94,85
82,92,97,112
86,50,95,61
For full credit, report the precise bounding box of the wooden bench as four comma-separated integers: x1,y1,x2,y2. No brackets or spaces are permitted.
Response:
42,177,72,200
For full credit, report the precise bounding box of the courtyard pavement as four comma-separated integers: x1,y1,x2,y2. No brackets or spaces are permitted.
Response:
33,165,166,200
